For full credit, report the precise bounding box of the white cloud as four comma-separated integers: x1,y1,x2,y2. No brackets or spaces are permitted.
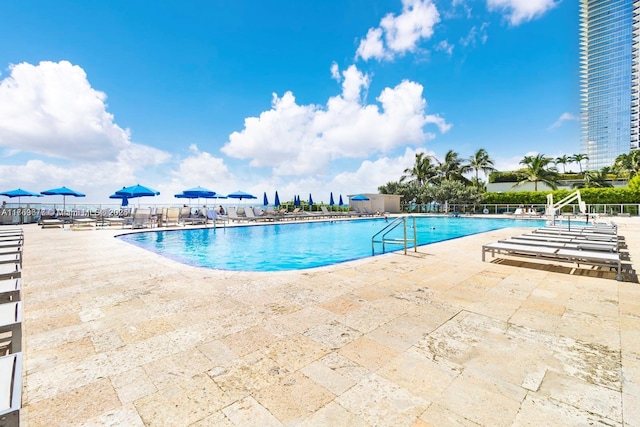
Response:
221,65,450,177
356,0,441,61
548,112,579,130
0,61,131,161
435,40,454,56
0,61,174,203
331,148,429,194
356,28,387,61
487,0,558,26
460,23,489,47
330,62,341,81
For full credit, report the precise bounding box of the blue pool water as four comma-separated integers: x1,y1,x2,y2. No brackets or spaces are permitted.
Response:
118,217,546,272
119,217,544,271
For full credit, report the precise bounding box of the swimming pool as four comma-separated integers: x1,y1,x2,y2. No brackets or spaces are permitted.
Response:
118,216,547,272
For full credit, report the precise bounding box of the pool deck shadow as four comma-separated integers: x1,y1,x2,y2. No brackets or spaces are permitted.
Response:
16,217,640,426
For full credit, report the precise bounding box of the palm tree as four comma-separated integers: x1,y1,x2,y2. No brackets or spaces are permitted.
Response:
400,152,438,186
613,150,640,179
569,153,589,173
571,170,613,188
555,155,570,174
512,154,559,191
468,148,496,189
436,150,470,183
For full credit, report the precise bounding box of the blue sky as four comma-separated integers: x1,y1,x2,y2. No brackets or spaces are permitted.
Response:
0,0,579,204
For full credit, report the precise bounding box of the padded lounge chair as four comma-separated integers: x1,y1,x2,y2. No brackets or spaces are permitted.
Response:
178,207,206,226
163,207,181,227
508,235,618,251
0,352,23,426
40,218,65,228
482,241,623,280
227,207,249,222
131,208,152,229
498,238,618,253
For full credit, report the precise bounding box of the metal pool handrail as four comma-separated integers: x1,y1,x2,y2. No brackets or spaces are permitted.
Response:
371,215,417,255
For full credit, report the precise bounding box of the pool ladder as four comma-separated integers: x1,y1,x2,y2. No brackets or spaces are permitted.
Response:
371,215,417,255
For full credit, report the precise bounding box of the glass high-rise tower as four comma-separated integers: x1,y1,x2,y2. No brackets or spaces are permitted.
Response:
580,0,640,171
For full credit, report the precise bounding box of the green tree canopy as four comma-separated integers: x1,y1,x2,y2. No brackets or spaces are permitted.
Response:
468,148,495,190
512,154,559,191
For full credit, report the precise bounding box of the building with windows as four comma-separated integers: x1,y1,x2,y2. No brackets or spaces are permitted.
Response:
580,0,640,171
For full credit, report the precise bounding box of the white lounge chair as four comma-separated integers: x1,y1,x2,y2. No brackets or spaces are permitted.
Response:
0,352,23,426
499,238,618,253
0,278,21,302
0,301,22,353
482,241,623,281
508,235,618,251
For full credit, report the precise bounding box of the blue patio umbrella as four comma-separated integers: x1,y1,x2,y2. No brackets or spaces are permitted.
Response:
294,195,300,207
177,187,217,206
339,194,344,205
308,193,314,206
109,192,130,207
0,188,43,224
115,184,160,207
274,191,280,207
182,186,216,198
263,192,269,206
41,186,86,212
329,192,335,206
350,194,370,211
227,190,257,201
174,192,199,205
0,188,43,205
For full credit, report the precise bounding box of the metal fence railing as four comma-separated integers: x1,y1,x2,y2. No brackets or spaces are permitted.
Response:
401,203,640,217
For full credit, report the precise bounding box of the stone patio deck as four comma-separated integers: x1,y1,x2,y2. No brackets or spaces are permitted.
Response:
15,217,640,426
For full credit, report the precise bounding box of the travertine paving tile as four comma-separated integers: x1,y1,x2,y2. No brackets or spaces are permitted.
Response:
508,307,563,333
26,336,96,375
209,351,286,402
262,333,330,372
222,396,283,427
537,370,623,423
143,348,214,391
377,347,460,400
418,403,482,427
17,219,640,426
25,377,120,427
134,373,232,427
317,351,370,384
556,309,621,350
335,373,428,426
254,371,335,425
197,339,239,367
221,325,278,357
110,366,157,404
302,401,369,427
512,393,621,426
434,370,522,427
302,320,361,350
77,403,146,427
339,337,399,371
318,295,361,315
301,361,357,396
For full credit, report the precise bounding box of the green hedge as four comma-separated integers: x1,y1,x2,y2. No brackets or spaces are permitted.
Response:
482,188,640,204
488,172,620,183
